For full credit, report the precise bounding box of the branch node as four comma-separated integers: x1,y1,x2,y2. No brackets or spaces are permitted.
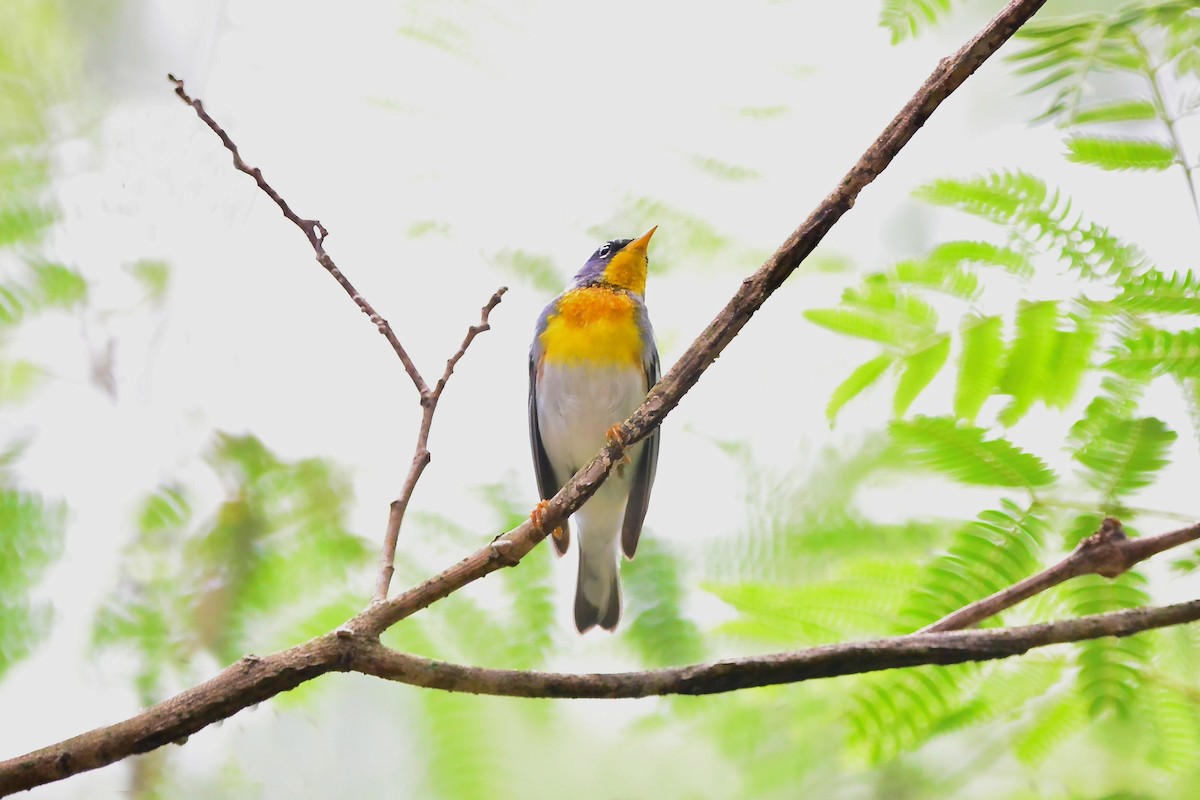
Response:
1079,517,1132,579
489,538,518,567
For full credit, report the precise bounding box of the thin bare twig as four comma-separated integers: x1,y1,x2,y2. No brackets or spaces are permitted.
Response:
923,517,1200,633
167,75,506,601
373,287,507,601
167,75,430,395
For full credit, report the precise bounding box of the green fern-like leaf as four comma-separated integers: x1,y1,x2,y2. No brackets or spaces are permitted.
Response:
1043,310,1099,409
1011,13,1151,122
926,240,1034,278
686,154,762,182
0,488,66,680
998,300,1059,425
878,0,956,43
1066,136,1176,171
1070,98,1158,125
1073,415,1176,499
889,258,980,300
1165,5,1200,77
1114,269,1200,315
890,417,1057,489
942,658,1066,737
420,692,502,800
624,539,704,667
893,334,950,415
499,538,556,670
1105,327,1200,378
1068,374,1145,453
96,435,371,686
488,249,563,295
1068,573,1151,719
1075,99,1156,127
916,171,1150,282
847,665,975,763
137,483,191,536
0,204,55,249
710,558,923,645
804,282,937,347
954,315,1006,423
1013,691,1087,764
0,359,42,404
827,354,894,423
1144,681,1200,775
899,500,1049,628
589,197,733,264
991,302,1097,425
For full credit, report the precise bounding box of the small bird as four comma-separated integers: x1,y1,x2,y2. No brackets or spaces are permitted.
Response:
529,228,661,633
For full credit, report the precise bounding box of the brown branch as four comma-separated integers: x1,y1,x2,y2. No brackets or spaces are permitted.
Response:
923,517,1200,633
166,76,506,602
372,287,507,601
0,3,1054,794
352,600,1200,696
5,599,1197,794
167,75,430,397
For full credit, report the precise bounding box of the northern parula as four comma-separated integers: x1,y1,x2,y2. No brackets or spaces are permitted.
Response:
529,227,661,633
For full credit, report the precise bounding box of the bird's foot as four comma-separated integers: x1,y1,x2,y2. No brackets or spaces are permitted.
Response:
606,424,629,449
607,424,633,477
530,500,564,541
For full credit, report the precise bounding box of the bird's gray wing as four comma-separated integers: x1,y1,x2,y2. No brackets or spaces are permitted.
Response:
621,340,660,559
530,350,570,555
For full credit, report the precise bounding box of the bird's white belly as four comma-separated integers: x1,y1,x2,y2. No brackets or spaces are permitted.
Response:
537,362,645,476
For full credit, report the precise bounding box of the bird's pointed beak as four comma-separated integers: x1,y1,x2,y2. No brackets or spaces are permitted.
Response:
626,226,657,254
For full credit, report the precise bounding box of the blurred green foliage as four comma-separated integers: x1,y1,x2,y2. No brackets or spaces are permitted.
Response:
0,0,85,682
696,2,1200,797
0,481,65,681
93,434,372,702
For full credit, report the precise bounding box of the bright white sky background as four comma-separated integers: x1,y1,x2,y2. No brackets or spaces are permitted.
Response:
2,0,1199,796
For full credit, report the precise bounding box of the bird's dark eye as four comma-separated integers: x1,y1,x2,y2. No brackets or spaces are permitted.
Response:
597,243,611,259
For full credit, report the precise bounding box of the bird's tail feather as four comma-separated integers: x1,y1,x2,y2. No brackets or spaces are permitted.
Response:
574,549,621,633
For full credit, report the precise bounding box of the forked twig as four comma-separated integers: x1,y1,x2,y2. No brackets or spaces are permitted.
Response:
167,75,505,601
923,517,1200,633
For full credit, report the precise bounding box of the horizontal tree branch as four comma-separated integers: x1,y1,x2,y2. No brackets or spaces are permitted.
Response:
350,599,1200,697
5,597,1196,795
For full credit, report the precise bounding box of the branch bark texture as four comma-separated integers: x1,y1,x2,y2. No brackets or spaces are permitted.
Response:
5,598,1197,795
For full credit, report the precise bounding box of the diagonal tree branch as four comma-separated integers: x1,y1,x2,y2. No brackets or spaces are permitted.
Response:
349,0,1051,638
922,516,1200,633
0,0,1052,794
168,75,431,397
